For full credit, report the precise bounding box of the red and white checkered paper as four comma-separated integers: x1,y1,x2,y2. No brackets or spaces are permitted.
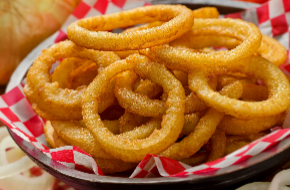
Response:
2,0,290,189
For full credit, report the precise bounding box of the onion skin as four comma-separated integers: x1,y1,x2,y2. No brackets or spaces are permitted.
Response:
0,0,81,85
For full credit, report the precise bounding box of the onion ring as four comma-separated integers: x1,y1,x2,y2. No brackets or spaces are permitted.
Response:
217,74,256,91
51,116,164,161
51,120,117,160
94,158,137,174
51,57,96,89
53,131,68,148
218,113,285,135
120,112,202,139
225,133,269,155
115,69,216,117
121,7,219,34
170,35,240,50
179,114,200,138
67,5,194,50
51,58,116,113
121,6,219,35
192,7,219,18
113,6,218,57
159,80,243,160
241,83,268,101
114,69,166,117
172,70,188,86
50,129,137,174
24,40,120,120
257,34,287,66
188,56,290,119
217,74,264,104
119,112,146,134
225,140,249,155
43,121,56,148
118,73,161,133
207,130,226,162
122,7,219,34
66,63,98,89
140,18,262,71
171,34,287,67
82,54,185,162
179,152,208,167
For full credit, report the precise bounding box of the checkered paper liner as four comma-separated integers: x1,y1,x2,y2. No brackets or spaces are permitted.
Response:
2,0,290,188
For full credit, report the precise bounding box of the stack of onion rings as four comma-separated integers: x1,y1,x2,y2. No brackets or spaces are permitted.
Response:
22,4,290,175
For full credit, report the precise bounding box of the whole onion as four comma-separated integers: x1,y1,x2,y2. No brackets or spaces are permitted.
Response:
0,0,80,85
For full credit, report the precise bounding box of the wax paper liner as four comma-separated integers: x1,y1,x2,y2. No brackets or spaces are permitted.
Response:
1,0,290,186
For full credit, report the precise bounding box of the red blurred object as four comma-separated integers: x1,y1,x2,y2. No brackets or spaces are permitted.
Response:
236,0,269,4
29,166,43,177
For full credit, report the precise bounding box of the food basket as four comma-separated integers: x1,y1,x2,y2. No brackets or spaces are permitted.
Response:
3,0,290,190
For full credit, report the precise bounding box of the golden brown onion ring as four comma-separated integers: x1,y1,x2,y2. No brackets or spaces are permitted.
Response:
66,63,98,89
93,158,137,174
113,50,139,59
51,58,116,114
114,6,219,59
82,54,185,162
188,56,290,119
257,35,287,66
52,120,117,160
52,112,202,161
67,5,194,50
51,57,96,89
192,7,219,18
224,133,268,155
121,113,202,140
118,72,162,134
218,113,285,135
119,112,146,134
44,121,56,148
114,70,215,117
24,41,120,120
225,140,249,155
179,152,208,167
122,7,219,34
122,21,165,34
53,131,68,148
217,74,256,91
140,18,262,71
52,117,162,160
114,69,166,117
207,130,226,162
241,83,268,101
171,34,287,67
51,127,137,174
170,35,240,50
52,57,116,114
123,7,219,33
172,70,188,86
159,80,243,160
179,114,200,138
